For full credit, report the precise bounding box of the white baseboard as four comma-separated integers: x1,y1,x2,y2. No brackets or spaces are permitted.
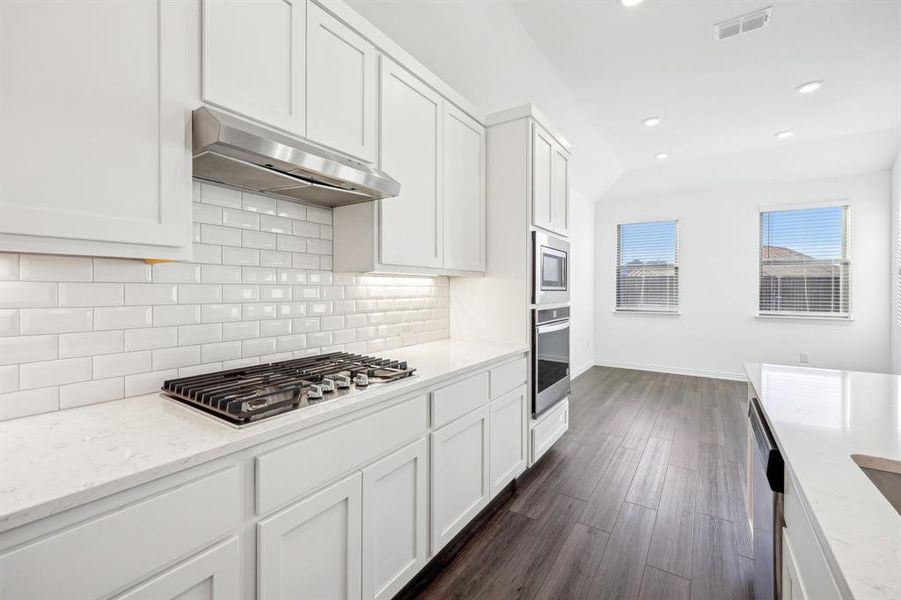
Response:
590,359,747,382
571,362,594,379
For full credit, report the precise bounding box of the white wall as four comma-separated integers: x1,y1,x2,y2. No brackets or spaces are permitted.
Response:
594,170,892,379
892,151,901,374
570,189,595,377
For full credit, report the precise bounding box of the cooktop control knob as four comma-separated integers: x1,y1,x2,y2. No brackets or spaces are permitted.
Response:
320,378,335,392
307,384,323,400
335,375,351,389
354,373,370,387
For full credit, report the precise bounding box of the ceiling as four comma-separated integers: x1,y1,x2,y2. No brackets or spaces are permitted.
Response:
346,0,901,198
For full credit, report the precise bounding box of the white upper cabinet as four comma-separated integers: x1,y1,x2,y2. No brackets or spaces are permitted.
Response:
0,0,193,259
551,145,569,235
531,123,570,237
443,105,486,273
306,2,378,163
202,0,306,137
379,57,444,270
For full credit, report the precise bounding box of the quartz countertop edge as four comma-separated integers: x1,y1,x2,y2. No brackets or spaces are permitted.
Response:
0,339,529,534
744,362,901,600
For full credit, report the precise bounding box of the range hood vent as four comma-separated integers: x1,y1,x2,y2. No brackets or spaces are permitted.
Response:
191,106,400,207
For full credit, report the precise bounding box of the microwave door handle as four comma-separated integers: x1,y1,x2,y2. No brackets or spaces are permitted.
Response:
537,321,569,334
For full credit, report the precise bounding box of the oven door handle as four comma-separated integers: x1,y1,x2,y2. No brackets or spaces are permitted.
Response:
537,321,569,334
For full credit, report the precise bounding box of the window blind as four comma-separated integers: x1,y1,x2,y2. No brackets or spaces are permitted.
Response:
616,220,679,312
759,205,849,316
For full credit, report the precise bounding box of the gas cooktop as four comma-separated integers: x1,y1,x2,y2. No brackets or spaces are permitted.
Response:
161,352,416,426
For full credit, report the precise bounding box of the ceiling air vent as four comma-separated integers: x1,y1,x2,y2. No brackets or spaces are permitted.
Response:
714,7,772,41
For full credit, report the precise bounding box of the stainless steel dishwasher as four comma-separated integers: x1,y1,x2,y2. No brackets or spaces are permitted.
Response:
749,396,785,600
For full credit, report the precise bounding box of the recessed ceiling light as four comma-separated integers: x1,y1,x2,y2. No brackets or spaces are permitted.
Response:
643,116,661,127
774,130,795,140
655,153,668,160
796,80,823,94
621,0,644,6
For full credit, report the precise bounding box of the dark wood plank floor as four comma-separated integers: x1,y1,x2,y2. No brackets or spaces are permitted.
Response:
416,367,754,600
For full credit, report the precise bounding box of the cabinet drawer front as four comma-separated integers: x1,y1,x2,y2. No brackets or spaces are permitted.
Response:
490,357,527,399
256,394,428,515
0,468,239,600
531,399,569,464
431,371,490,428
114,537,239,600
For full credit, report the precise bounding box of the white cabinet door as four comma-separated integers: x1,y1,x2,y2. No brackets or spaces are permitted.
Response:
115,538,239,600
306,1,378,163
379,57,444,269
531,124,554,233
489,385,527,497
430,405,490,554
258,473,362,600
782,528,809,600
362,439,428,600
551,144,569,236
0,0,192,259
443,105,486,272
202,0,305,137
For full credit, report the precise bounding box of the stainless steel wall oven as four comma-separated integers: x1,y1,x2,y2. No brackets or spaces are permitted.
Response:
532,306,570,416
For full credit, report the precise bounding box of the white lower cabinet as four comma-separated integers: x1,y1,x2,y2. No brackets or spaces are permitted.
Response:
430,405,490,554
489,385,528,496
115,538,239,600
362,439,428,600
257,472,363,600
781,528,808,600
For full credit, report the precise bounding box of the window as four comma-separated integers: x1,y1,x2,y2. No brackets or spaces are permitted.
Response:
616,220,679,312
759,205,849,317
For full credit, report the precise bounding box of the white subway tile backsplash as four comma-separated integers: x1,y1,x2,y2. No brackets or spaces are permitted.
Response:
20,255,92,282
201,264,242,284
152,305,200,327
60,331,124,358
0,187,448,418
222,321,260,341
201,224,242,247
59,377,124,410
151,263,201,284
260,214,292,234
0,335,58,365
125,283,178,305
0,254,19,280
152,345,200,370
94,306,152,330
277,234,306,253
0,387,59,420
243,230,277,250
201,304,242,323
178,284,222,304
0,282,58,309
59,283,124,307
201,341,242,362
19,357,92,389
222,246,259,266
222,207,260,230
276,199,306,220
124,327,177,352
200,183,242,208
242,193,277,215
193,202,222,225
93,351,151,378
0,310,19,337
179,323,223,346
0,365,19,393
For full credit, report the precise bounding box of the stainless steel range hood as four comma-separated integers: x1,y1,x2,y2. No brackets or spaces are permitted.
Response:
191,106,400,207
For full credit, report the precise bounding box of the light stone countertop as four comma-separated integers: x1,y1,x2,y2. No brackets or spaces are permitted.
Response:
0,339,528,534
744,362,901,600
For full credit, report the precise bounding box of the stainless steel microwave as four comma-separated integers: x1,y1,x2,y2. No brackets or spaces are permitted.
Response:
533,231,569,305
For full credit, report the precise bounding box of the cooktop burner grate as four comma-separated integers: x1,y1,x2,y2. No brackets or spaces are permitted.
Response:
162,352,416,425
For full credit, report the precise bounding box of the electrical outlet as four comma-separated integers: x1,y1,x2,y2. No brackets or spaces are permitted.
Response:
799,352,810,364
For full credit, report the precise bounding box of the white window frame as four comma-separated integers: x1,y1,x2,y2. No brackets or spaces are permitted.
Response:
614,218,680,314
756,200,851,320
